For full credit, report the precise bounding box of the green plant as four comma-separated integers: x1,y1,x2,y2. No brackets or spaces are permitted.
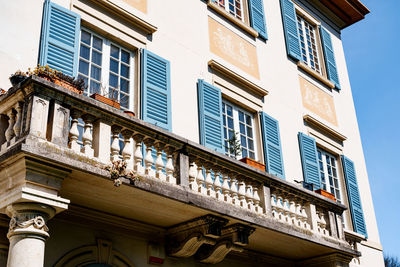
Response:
10,69,28,78
385,255,400,267
104,160,138,187
226,131,242,159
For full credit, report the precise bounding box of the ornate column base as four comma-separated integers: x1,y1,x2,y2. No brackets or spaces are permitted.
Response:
6,202,55,267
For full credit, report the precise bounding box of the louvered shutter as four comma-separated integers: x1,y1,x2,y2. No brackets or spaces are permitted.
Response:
279,0,301,61
320,27,341,90
141,49,172,131
298,133,321,189
260,112,285,178
197,79,224,153
39,0,80,76
342,156,367,237
248,0,268,40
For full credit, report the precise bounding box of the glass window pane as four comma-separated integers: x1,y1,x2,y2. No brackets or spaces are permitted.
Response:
240,135,246,147
80,45,90,60
228,130,234,139
93,36,103,51
247,127,253,138
242,149,247,158
121,50,130,64
120,78,129,93
92,50,102,66
120,93,129,108
81,31,91,45
109,74,118,88
121,64,129,78
228,118,234,129
90,81,101,94
79,60,89,75
248,139,254,150
110,59,119,74
78,74,88,88
239,123,245,134
227,105,233,116
246,115,251,125
239,111,244,122
90,65,101,81
111,45,119,59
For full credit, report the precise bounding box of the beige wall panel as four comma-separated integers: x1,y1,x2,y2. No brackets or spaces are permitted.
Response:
299,76,338,126
122,0,147,14
208,17,260,79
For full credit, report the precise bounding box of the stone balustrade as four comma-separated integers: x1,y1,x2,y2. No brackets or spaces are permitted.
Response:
0,76,348,244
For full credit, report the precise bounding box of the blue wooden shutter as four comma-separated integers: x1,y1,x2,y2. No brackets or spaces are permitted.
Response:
298,133,321,189
39,0,80,76
141,49,172,131
248,0,268,40
320,26,341,90
342,156,367,237
260,112,285,178
197,79,224,153
279,0,301,61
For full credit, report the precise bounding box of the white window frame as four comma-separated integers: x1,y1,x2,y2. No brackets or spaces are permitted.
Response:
78,28,135,111
216,0,245,22
317,148,343,203
222,100,257,160
296,14,322,74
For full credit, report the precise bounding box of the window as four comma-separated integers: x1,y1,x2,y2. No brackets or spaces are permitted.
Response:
215,0,244,21
78,29,134,110
296,15,322,74
317,148,342,203
222,100,256,160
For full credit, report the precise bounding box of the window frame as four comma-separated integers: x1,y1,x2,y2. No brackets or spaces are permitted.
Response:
317,147,343,203
78,27,135,111
215,0,246,23
222,99,258,161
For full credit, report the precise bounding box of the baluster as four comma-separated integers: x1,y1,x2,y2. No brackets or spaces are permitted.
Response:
213,167,222,200
245,182,254,211
5,108,15,144
12,102,22,140
301,202,310,230
111,125,122,162
165,146,176,184
188,157,198,191
238,178,247,208
121,129,134,170
154,142,166,181
271,192,277,218
221,170,231,203
229,174,239,206
68,109,82,153
81,114,95,157
143,138,155,177
195,159,205,195
276,193,284,221
204,163,214,197
133,134,144,175
282,195,290,224
289,199,296,225
253,183,262,214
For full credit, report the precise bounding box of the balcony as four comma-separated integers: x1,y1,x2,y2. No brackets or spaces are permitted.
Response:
0,76,360,266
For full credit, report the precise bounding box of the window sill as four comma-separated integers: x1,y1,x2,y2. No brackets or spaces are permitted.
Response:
90,0,157,34
207,0,258,38
304,115,347,142
297,61,334,89
208,59,268,97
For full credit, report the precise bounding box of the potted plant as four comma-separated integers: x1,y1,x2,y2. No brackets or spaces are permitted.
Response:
90,84,120,109
9,70,28,86
314,188,336,201
240,157,265,172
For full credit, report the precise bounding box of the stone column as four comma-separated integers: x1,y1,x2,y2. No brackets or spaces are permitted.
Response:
6,202,56,267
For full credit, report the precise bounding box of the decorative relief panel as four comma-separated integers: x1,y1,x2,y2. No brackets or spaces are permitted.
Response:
299,76,338,126
122,0,147,14
208,17,260,79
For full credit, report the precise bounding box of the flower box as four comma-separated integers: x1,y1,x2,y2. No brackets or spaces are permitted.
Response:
40,75,83,95
239,157,265,172
90,93,120,109
314,189,336,201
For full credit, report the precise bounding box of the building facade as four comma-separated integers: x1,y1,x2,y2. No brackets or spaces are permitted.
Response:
0,0,384,266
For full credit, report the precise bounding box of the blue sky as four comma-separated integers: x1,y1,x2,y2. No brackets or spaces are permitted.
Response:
342,0,400,258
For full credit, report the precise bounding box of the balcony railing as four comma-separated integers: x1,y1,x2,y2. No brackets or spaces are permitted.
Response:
0,75,354,253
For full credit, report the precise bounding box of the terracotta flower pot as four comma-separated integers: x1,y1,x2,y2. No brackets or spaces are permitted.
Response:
40,75,83,95
314,189,336,201
239,157,265,172
90,93,120,109
123,110,135,117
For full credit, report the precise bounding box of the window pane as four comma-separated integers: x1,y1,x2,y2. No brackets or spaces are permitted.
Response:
111,45,119,59
121,50,130,64
110,59,119,74
109,73,118,88
92,50,102,66
81,31,91,45
120,78,129,93
80,45,90,60
248,139,254,150
121,64,129,78
239,123,245,134
240,135,246,146
249,151,255,160
239,111,244,122
120,93,129,109
228,118,234,129
79,60,89,75
247,127,253,138
91,65,101,81
227,105,233,116
90,80,101,94
246,115,251,125
93,36,103,51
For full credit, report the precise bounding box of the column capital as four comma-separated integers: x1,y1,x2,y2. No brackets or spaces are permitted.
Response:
6,202,56,240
